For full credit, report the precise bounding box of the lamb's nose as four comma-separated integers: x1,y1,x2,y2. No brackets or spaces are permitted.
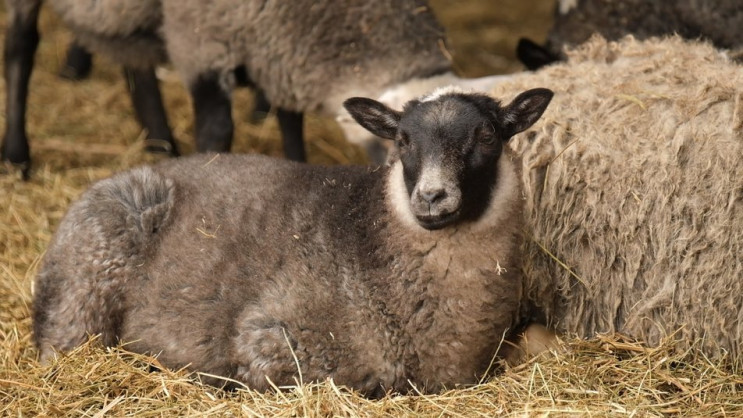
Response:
420,188,447,205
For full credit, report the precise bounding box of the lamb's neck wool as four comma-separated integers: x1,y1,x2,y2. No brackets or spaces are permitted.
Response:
377,153,523,391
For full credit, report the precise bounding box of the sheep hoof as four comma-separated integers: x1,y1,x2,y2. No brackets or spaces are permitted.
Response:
58,64,91,81
144,138,179,157
1,159,30,181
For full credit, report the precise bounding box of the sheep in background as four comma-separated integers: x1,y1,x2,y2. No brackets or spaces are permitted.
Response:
32,87,554,394
500,35,743,362
3,0,494,174
160,0,455,164
3,0,324,180
517,0,743,70
2,0,178,179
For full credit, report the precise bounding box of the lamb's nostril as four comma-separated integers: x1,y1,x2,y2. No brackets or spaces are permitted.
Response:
420,188,447,205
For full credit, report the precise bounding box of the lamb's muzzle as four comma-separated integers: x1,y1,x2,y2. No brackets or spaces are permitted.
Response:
412,163,462,230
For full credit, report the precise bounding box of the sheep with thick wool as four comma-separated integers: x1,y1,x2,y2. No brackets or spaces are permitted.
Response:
518,0,743,69
4,0,455,172
160,0,453,163
503,35,743,362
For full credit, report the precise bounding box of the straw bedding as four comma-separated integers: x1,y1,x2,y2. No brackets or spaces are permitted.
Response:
1,5,742,417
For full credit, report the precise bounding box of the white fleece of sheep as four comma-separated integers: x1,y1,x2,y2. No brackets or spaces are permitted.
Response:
499,35,743,362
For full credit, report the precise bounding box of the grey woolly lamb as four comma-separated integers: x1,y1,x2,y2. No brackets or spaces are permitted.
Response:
518,0,743,70
500,36,743,362
32,87,554,394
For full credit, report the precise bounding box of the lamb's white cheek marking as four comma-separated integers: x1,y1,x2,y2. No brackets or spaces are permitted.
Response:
387,161,420,229
558,0,578,14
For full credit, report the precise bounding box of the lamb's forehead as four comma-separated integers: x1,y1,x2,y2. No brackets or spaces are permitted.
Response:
401,86,493,130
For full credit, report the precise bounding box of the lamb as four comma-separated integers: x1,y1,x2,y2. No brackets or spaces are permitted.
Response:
499,36,743,362
517,0,743,70
32,87,554,394
2,0,178,178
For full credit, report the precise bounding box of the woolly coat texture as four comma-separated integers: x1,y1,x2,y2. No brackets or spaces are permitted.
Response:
15,0,450,116
42,0,167,68
547,0,743,60
33,152,524,395
498,36,743,361
161,0,451,113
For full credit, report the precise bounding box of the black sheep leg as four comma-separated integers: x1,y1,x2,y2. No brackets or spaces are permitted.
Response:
250,89,272,121
58,41,93,81
191,72,234,153
277,109,306,162
234,65,271,122
124,67,180,156
2,1,41,179
516,38,560,71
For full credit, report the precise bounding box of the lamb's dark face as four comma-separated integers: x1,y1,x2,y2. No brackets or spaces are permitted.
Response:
394,96,502,229
344,87,553,230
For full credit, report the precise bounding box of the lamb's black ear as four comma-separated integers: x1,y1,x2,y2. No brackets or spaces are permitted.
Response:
516,38,559,71
343,97,401,140
502,88,553,138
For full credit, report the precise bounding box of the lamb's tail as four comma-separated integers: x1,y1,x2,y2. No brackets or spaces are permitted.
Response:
33,167,175,363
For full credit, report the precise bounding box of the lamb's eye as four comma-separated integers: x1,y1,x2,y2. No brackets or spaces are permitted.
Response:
480,133,497,146
475,125,497,146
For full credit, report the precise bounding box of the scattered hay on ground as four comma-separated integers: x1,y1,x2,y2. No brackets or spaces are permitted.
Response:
2,325,742,416
2,2,741,417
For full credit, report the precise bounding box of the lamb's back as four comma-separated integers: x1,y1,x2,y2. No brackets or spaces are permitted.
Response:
117,154,392,383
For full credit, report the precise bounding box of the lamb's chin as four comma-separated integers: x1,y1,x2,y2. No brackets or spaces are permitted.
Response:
415,210,461,230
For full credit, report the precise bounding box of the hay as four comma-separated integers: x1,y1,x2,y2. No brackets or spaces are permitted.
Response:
2,332,742,415
2,2,742,417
